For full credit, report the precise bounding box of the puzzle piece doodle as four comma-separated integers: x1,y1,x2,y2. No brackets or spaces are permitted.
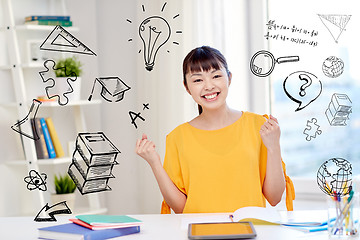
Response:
39,59,77,106
303,118,322,141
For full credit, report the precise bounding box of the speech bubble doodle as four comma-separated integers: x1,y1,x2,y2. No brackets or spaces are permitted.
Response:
283,71,322,111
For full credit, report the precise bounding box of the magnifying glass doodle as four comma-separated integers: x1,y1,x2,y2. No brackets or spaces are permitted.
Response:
250,50,300,77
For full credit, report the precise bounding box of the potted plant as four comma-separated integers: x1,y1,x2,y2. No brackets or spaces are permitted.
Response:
53,57,83,102
52,173,77,211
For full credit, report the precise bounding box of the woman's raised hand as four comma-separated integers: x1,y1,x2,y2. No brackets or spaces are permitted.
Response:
259,115,281,152
135,133,161,166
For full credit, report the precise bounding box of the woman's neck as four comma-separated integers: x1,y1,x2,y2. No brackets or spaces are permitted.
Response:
192,105,242,130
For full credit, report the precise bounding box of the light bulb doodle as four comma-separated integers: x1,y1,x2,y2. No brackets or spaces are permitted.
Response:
139,16,171,71
127,2,182,71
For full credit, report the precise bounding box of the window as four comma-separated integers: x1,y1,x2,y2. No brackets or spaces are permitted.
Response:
267,0,360,178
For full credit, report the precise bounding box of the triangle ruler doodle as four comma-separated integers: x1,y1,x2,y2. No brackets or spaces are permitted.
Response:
318,14,351,43
40,25,97,56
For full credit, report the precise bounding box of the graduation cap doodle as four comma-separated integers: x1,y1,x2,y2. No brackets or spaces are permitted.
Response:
88,77,131,102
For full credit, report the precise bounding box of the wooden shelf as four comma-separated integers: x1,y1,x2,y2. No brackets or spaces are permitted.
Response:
0,65,11,70
40,99,101,107
0,99,101,108
5,157,72,166
15,24,79,31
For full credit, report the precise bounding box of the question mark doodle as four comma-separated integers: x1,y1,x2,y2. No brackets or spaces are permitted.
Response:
299,74,312,97
283,71,322,112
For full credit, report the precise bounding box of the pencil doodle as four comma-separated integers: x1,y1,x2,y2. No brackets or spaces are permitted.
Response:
250,50,299,77
34,201,72,222
11,99,42,140
127,2,182,71
24,170,47,191
88,77,131,102
318,14,351,43
325,93,352,126
40,25,96,56
68,132,120,195
322,56,344,78
283,71,322,111
39,59,77,106
129,111,145,129
303,118,322,141
317,158,352,197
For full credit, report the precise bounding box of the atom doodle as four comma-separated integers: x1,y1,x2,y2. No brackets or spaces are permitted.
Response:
24,170,47,191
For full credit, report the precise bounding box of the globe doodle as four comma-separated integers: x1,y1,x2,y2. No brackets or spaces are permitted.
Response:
322,56,344,78
317,158,352,197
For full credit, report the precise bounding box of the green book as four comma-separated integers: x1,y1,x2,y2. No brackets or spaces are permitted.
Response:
76,215,142,226
25,20,73,27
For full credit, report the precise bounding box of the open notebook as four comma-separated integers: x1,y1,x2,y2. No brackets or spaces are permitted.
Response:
181,207,328,230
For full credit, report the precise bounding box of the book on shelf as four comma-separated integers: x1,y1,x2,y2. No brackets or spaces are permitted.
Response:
45,117,65,158
25,15,70,21
24,20,73,27
40,117,56,159
38,223,140,240
31,118,49,159
69,215,143,230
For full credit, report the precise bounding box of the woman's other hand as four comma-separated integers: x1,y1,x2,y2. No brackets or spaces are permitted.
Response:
260,115,281,152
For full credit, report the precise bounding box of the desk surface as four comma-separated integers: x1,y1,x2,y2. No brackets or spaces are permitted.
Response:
0,211,330,240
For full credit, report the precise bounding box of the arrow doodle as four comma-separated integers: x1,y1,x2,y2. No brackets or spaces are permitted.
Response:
34,201,72,222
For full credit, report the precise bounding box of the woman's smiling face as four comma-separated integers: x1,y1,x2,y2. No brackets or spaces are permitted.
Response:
185,66,231,112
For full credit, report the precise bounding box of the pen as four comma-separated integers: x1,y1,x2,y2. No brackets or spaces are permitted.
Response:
332,190,354,235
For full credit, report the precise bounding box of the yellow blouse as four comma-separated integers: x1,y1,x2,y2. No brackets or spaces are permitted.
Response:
161,112,294,213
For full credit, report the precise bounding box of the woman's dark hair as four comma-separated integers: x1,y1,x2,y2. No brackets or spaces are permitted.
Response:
182,46,230,115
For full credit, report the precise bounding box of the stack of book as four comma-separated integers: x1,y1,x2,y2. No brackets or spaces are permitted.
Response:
325,93,352,126
38,215,142,240
68,132,120,194
24,15,72,27
31,117,64,159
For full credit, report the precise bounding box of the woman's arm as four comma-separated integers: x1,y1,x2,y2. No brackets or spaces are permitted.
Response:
135,134,186,213
259,115,286,206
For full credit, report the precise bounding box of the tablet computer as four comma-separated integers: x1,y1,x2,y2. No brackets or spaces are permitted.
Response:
188,221,257,239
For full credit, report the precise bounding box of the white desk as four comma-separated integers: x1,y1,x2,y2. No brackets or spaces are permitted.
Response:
0,212,330,240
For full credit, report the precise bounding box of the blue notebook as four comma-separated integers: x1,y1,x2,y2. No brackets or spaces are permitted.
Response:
40,117,56,158
38,223,140,240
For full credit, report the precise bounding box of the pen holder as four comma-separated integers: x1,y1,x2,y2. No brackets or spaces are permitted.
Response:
327,192,359,239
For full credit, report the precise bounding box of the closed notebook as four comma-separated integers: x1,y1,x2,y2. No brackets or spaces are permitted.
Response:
76,215,143,226
38,223,140,240
70,218,142,230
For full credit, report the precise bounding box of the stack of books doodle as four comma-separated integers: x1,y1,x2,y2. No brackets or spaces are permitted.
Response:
68,132,120,194
24,15,72,27
325,93,352,126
